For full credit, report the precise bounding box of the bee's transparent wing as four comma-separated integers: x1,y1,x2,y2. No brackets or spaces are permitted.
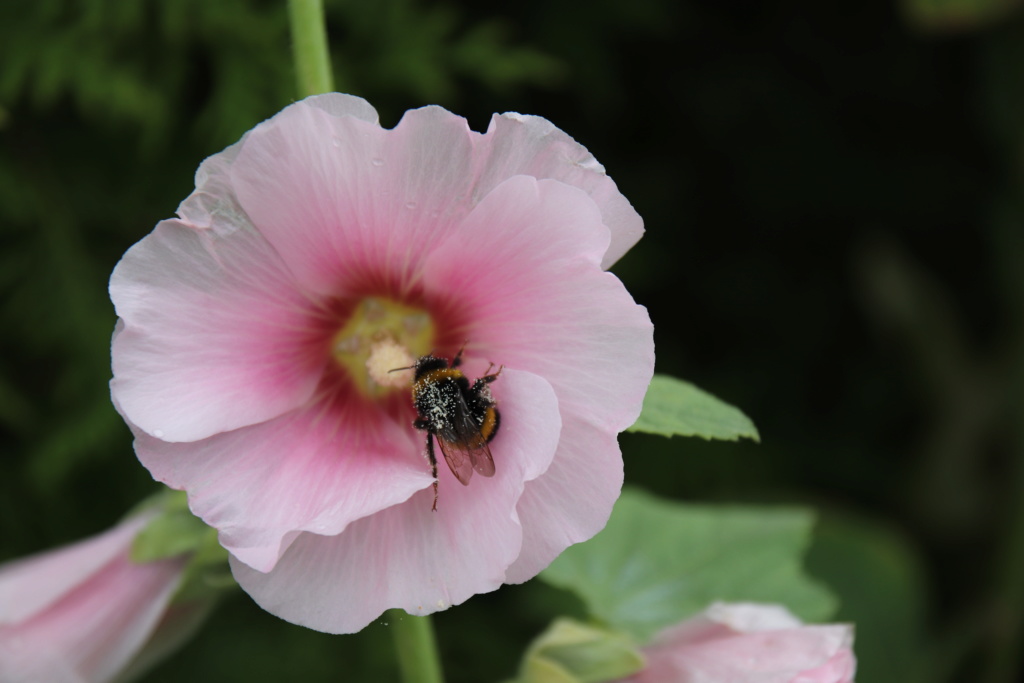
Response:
436,437,477,485
436,394,495,484
469,442,495,477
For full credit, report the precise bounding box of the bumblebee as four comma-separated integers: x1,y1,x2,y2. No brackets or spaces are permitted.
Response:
405,346,501,511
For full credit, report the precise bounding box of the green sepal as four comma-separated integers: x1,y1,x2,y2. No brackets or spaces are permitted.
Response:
628,374,760,442
172,529,234,603
541,488,836,642
127,488,236,602
131,489,210,563
513,619,645,683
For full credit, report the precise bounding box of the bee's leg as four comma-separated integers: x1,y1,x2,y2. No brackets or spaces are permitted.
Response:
474,365,504,390
451,341,468,368
426,433,439,512
414,417,430,431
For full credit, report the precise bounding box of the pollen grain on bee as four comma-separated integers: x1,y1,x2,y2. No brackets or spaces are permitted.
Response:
418,379,455,426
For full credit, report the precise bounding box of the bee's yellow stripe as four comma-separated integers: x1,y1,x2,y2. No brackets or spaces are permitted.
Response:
479,407,498,441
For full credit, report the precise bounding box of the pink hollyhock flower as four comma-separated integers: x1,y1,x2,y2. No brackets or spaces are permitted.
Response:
109,94,654,633
0,515,202,683
625,603,856,683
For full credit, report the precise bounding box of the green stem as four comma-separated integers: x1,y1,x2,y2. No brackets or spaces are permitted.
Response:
287,0,334,97
387,610,445,683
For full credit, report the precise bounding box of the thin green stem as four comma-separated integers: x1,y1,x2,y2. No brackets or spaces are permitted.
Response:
287,0,334,97
387,610,445,683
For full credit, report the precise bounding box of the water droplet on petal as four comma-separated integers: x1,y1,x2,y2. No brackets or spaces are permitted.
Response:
331,137,341,148
154,429,165,439
405,201,417,210
371,158,385,167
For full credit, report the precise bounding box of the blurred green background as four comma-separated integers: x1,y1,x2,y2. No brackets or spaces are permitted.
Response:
2,0,1023,681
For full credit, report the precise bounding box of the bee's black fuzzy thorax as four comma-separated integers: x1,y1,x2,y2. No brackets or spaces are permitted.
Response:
412,354,453,380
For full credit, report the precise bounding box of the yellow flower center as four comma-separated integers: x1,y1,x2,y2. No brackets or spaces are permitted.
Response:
331,297,436,398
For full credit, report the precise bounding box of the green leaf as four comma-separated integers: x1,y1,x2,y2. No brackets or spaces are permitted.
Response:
541,488,837,642
628,374,760,442
516,619,645,683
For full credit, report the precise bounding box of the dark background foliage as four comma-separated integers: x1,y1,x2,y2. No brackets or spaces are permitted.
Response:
2,0,1023,681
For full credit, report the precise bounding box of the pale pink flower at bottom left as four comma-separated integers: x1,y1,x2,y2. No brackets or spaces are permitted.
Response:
0,514,200,683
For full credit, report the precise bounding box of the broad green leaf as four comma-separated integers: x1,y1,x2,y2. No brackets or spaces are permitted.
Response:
541,488,836,642
515,619,645,683
628,374,759,442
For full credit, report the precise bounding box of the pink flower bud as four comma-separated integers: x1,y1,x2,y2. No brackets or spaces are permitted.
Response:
0,515,197,683
627,603,856,683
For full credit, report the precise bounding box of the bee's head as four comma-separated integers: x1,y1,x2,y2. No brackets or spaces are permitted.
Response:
412,354,450,378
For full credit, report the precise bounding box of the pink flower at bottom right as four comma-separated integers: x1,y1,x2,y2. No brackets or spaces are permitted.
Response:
624,602,856,683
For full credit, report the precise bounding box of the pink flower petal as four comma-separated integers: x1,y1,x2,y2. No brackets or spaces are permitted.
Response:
229,102,478,297
0,517,147,623
795,647,857,683
230,369,561,633
110,218,325,443
132,397,430,573
475,112,644,269
505,417,624,582
485,263,654,430
178,94,378,234
304,92,380,123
